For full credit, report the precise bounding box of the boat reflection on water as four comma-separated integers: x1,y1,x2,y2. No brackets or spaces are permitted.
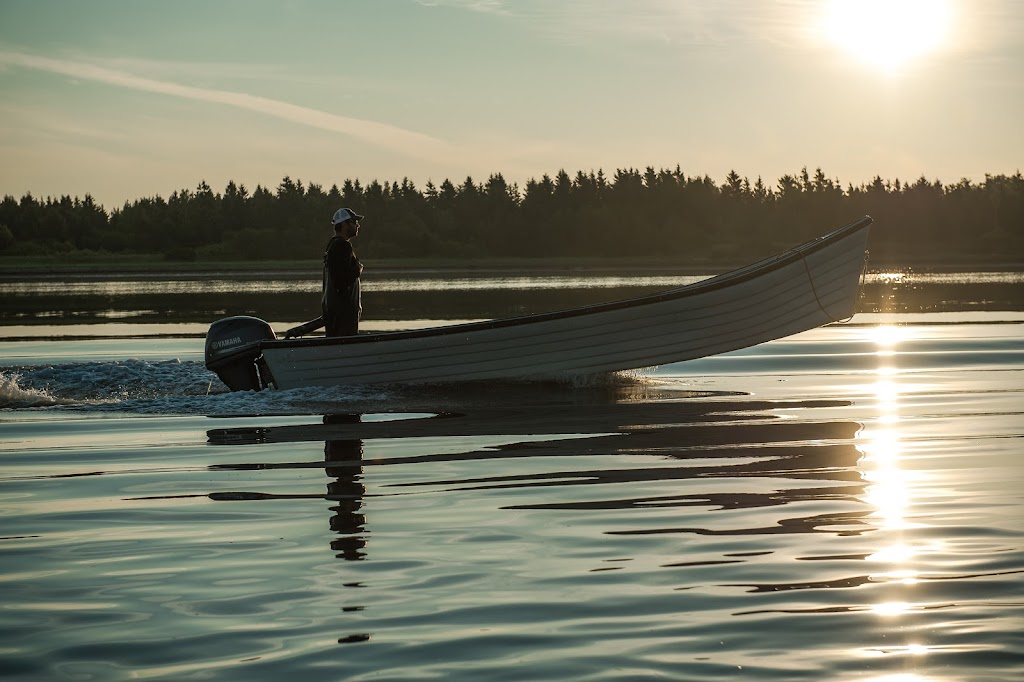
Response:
204,392,873,553
196,359,1014,675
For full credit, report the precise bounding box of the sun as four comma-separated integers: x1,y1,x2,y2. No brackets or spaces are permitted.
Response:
823,0,953,73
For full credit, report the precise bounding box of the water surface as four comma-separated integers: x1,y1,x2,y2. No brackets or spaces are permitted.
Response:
1,273,1022,681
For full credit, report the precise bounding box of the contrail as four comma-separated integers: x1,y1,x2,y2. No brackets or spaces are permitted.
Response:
0,50,450,159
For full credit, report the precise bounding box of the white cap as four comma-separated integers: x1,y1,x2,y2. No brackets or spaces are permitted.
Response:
331,208,364,225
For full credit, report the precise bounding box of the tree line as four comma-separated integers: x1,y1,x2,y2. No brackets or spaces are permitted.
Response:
2,167,1022,266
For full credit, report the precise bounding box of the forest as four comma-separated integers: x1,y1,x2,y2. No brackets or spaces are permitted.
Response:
1,167,1022,267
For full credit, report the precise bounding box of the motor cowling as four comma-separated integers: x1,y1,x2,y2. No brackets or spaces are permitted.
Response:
205,316,277,391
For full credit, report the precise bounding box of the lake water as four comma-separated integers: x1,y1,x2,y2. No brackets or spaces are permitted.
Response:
1,271,1023,681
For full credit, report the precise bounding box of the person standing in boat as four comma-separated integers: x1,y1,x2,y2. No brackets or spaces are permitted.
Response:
322,208,364,336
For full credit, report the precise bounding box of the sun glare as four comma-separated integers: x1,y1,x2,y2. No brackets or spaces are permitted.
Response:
823,0,953,73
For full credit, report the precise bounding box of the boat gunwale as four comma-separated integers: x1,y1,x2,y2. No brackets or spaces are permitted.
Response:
256,215,872,352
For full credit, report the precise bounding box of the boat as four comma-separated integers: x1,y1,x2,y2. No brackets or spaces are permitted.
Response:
205,215,872,391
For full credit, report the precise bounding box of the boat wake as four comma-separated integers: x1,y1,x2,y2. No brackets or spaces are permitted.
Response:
1,359,214,407
0,372,72,408
0,359,395,415
0,358,669,417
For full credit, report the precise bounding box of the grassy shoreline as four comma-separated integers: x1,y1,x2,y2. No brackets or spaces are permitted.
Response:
2,254,1022,279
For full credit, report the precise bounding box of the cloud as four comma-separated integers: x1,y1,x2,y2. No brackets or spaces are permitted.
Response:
413,0,511,14
413,0,817,48
0,50,451,160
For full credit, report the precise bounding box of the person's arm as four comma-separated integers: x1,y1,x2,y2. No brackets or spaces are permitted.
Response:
326,240,362,288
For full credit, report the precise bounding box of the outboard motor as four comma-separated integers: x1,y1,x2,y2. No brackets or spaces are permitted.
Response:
205,316,277,391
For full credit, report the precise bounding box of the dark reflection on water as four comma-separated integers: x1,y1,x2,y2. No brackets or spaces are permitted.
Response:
323,414,367,563
201,394,889,654
206,395,864,556
323,414,371,645
207,414,371,563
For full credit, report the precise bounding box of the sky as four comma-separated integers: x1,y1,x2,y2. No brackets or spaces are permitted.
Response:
1,0,1021,209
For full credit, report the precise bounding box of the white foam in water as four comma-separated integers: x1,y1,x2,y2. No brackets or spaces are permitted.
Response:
0,371,70,408
12,358,211,403
1,359,397,416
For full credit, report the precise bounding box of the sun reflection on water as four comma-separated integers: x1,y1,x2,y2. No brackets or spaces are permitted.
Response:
854,324,937,671
870,601,913,618
859,327,918,536
871,324,909,348
860,412,913,532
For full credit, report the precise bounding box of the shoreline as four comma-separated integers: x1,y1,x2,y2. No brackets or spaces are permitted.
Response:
2,256,1023,281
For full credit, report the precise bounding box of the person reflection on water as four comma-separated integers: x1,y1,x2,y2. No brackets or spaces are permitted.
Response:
324,414,367,562
322,208,364,337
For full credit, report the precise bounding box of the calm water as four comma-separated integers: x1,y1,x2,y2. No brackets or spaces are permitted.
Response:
1,273,1022,681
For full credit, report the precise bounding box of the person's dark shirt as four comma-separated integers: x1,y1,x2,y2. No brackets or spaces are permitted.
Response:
322,236,362,335
324,236,361,288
